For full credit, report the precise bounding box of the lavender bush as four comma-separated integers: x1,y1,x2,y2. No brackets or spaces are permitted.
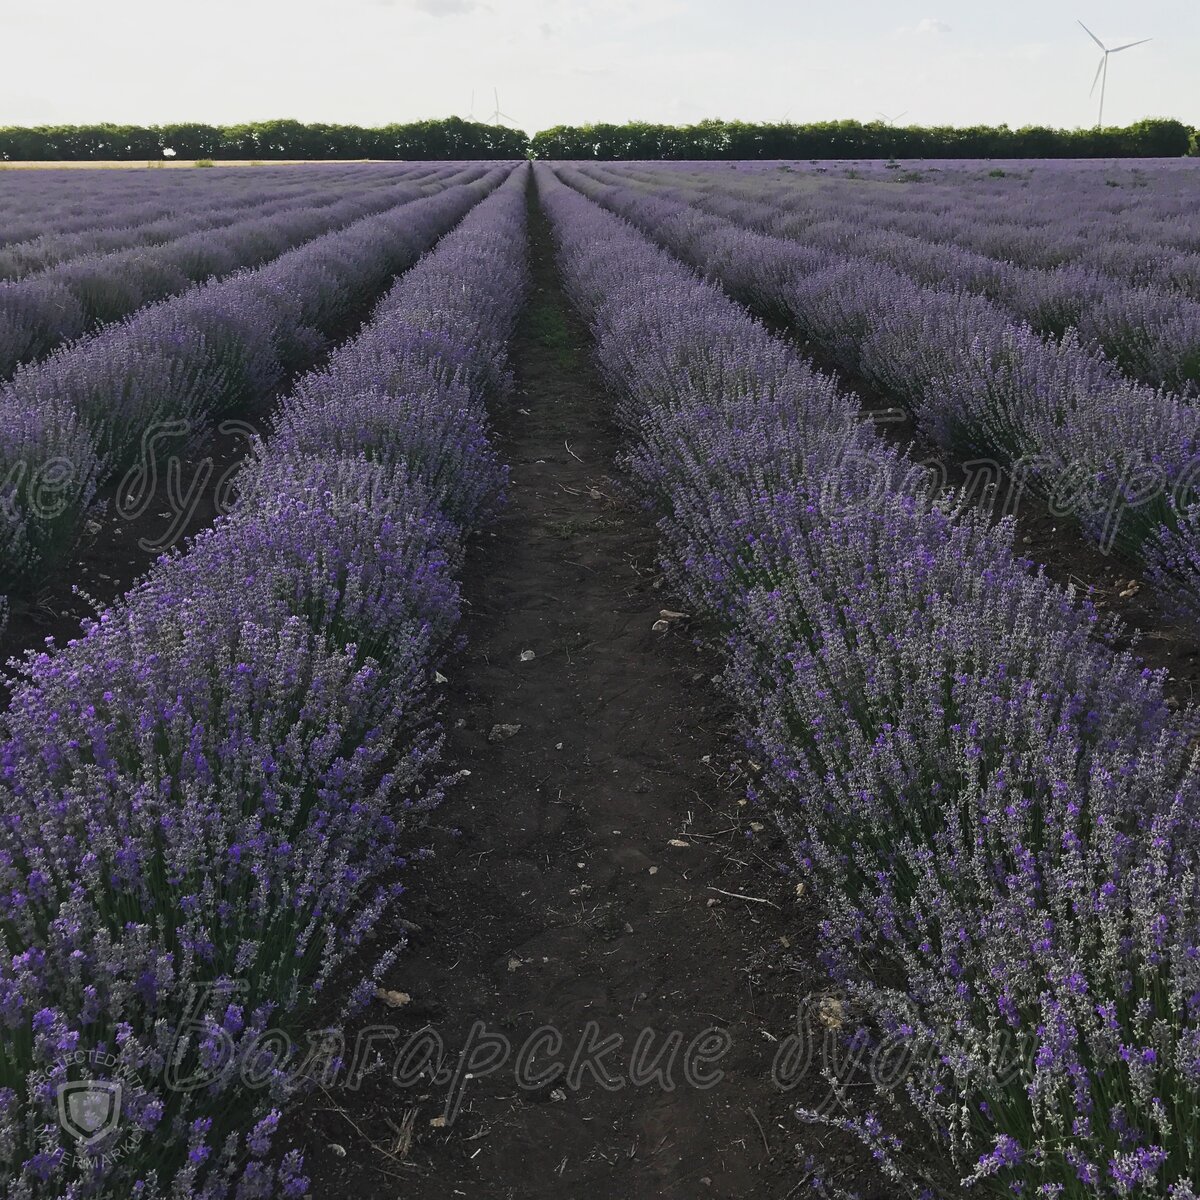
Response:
537,163,1200,1198
0,164,528,1196
0,398,101,594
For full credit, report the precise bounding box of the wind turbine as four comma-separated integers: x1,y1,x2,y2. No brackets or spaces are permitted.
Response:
490,88,517,128
1078,20,1150,127
875,110,909,126
467,90,476,121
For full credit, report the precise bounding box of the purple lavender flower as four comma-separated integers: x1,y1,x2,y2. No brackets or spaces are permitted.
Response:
0,164,528,1196
535,161,1200,1198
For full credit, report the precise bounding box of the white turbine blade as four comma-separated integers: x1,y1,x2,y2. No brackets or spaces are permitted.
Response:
1109,37,1151,52
1089,55,1105,96
1078,20,1106,51
896,111,908,121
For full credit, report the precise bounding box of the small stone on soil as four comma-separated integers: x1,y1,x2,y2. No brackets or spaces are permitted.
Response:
374,988,412,1008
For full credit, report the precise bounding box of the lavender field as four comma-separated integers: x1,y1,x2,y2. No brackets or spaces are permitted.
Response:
2,157,1200,1198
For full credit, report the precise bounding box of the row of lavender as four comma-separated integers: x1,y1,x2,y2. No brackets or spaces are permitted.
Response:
0,165,506,608
555,164,1200,632
0,165,394,247
0,165,436,281
711,159,1200,263
0,164,463,378
537,163,1200,1197
0,176,219,245
0,163,528,1196
586,162,1200,393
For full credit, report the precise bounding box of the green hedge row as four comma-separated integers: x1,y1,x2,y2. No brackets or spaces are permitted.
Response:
0,116,1194,162
529,117,1196,160
0,118,527,161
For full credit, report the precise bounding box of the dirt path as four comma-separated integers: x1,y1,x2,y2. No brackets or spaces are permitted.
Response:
295,186,887,1198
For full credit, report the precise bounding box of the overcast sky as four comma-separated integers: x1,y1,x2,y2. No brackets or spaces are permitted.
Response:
0,0,1195,132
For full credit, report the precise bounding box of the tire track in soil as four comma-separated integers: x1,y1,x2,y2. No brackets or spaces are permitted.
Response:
296,183,889,1198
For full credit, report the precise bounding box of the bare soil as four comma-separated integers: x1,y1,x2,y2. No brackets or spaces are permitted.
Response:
291,189,893,1199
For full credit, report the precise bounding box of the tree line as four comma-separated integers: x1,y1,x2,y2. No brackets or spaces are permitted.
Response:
529,117,1196,159
0,118,527,162
0,116,1194,162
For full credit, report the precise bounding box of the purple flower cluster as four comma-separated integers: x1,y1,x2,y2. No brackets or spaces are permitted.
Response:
553,163,1200,633
0,165,509,597
537,162,1200,1197
0,164,528,1195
